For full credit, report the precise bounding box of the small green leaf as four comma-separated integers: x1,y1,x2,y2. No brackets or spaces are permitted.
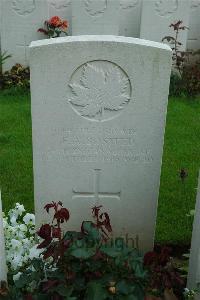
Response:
130,258,147,279
70,247,96,259
85,282,107,300
100,245,121,257
64,231,81,240
116,280,134,295
117,295,138,300
82,221,101,241
34,294,49,300
15,274,30,288
55,285,72,296
32,258,43,271
132,283,145,300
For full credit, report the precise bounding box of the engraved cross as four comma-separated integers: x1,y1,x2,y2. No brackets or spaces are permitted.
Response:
72,169,121,203
17,36,30,64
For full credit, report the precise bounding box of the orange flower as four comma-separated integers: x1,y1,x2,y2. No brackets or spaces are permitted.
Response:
48,16,62,27
61,20,68,30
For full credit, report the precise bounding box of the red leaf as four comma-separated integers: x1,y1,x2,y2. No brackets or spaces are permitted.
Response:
63,239,71,249
43,244,56,259
92,205,102,218
143,251,158,266
159,247,171,265
37,224,52,240
170,20,183,31
37,238,51,249
52,227,61,239
0,281,8,297
54,208,70,223
37,28,48,35
99,212,112,232
24,294,33,300
44,202,56,213
42,279,59,292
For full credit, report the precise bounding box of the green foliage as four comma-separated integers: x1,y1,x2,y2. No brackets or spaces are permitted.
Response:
0,51,12,74
0,51,12,89
181,59,200,97
2,64,30,90
169,73,184,97
169,61,200,98
5,204,147,300
163,21,200,97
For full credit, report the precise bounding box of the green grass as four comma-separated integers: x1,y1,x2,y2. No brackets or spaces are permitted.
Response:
0,88,200,244
156,96,200,244
0,89,33,212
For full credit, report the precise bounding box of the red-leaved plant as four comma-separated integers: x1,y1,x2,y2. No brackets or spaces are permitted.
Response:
163,20,200,97
144,247,185,299
10,201,146,299
37,201,70,260
7,202,185,300
36,202,112,262
162,20,189,76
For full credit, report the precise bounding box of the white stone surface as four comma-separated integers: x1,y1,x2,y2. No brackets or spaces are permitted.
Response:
1,0,48,70
187,0,200,50
119,0,142,37
140,0,191,50
0,191,7,282
188,171,200,289
0,0,200,68
72,0,120,35
30,35,171,252
48,0,72,35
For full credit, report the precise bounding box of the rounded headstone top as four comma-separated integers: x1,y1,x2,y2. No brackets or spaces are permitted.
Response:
30,35,172,52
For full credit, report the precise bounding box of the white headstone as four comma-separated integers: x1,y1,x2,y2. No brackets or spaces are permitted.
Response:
0,191,7,282
30,35,171,252
140,0,191,50
72,0,120,35
187,0,200,50
119,0,142,37
48,0,72,35
1,0,48,71
188,171,200,290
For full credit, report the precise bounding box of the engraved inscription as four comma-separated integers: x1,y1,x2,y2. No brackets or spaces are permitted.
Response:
50,0,71,9
155,0,178,17
41,127,153,164
191,0,200,9
73,169,121,202
84,0,107,16
68,61,132,122
12,0,36,15
120,0,139,9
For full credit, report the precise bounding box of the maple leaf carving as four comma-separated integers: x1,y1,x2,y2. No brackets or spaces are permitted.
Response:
155,0,178,17
12,0,36,15
120,0,139,9
84,0,107,16
69,62,130,120
50,0,71,9
191,0,200,9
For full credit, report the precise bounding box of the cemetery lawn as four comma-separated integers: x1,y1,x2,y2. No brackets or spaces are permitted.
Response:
0,88,200,245
0,89,34,212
